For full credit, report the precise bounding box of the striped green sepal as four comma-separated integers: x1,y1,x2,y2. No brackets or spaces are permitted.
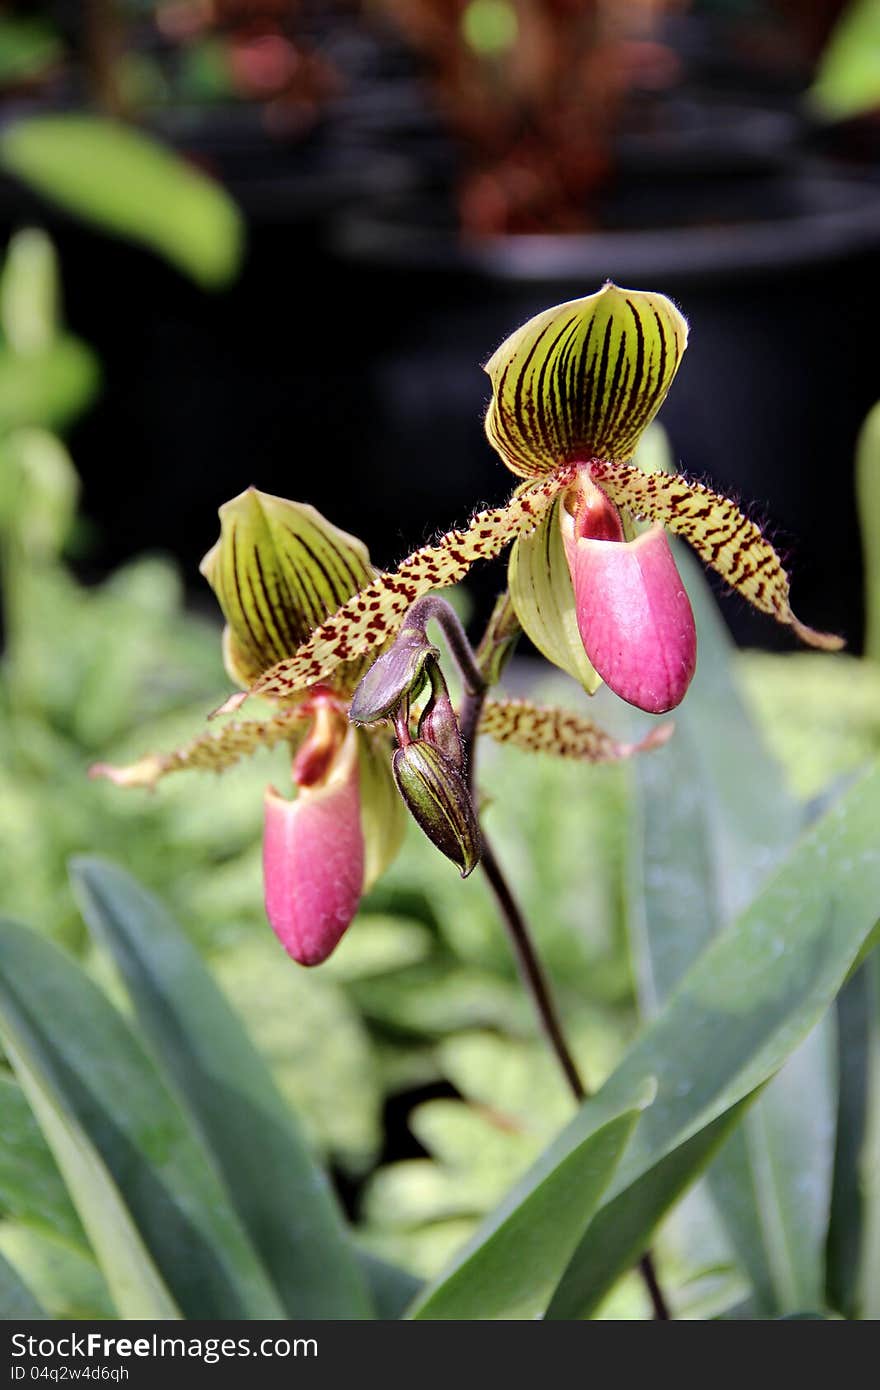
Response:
484,283,688,478
200,489,377,693
508,493,603,695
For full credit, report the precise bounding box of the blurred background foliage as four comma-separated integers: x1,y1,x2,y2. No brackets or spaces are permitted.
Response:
2,0,880,1319
1,222,880,1316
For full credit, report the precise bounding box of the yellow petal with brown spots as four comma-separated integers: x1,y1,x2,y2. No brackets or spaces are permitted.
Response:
249,468,573,703
484,283,688,479
590,460,844,651
478,697,673,761
88,706,312,790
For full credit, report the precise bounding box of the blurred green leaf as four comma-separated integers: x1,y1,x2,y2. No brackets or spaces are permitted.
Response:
809,0,880,120
0,918,286,1318
0,337,98,435
0,116,244,288
0,1244,46,1318
71,856,372,1319
0,1223,110,1320
825,956,880,1317
209,934,383,1173
531,757,880,1318
0,1074,85,1249
411,1093,647,1319
0,228,59,355
0,17,62,84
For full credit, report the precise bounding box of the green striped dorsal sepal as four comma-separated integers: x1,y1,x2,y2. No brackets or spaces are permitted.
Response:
249,469,571,704
200,489,377,694
484,283,689,479
508,492,603,694
478,698,673,761
88,705,314,790
589,461,845,651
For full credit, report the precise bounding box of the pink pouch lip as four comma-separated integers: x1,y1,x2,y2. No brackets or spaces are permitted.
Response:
563,513,697,715
262,728,365,966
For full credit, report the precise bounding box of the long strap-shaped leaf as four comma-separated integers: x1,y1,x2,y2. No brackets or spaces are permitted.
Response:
70,858,373,1319
590,460,842,649
0,920,285,1320
249,471,572,703
478,697,672,762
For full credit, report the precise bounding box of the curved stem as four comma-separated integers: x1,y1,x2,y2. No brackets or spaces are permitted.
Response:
459,659,671,1319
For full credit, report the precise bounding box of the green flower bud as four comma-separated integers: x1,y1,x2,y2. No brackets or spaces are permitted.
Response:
392,740,481,877
417,663,464,769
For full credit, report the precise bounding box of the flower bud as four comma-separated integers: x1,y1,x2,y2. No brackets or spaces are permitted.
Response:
392,740,481,877
417,664,464,769
349,626,439,724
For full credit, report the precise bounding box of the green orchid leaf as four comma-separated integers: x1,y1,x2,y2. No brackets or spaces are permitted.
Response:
628,548,838,1317
0,1074,86,1251
0,1224,112,1320
357,1250,422,1320
466,756,880,1320
484,283,688,479
70,856,373,1319
826,953,880,1319
410,1087,650,1319
0,1246,47,1319
0,115,243,288
547,1102,751,1319
200,488,377,692
508,495,603,692
0,917,286,1319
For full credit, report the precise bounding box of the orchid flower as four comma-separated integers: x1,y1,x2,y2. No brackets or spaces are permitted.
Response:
93,487,654,966
241,283,840,716
91,489,407,965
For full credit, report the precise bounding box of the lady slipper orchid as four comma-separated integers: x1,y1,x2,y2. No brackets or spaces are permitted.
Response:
244,283,840,716
92,480,668,964
91,488,406,966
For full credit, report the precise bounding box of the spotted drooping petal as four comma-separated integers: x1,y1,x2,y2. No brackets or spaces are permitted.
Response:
478,698,673,761
589,461,844,650
484,283,688,479
89,706,313,790
200,488,378,693
248,470,571,704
